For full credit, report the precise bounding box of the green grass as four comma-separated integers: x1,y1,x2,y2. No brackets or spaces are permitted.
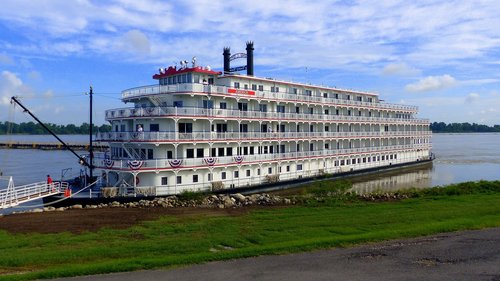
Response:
0,181,499,280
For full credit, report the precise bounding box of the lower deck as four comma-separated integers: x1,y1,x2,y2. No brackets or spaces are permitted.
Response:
100,149,432,196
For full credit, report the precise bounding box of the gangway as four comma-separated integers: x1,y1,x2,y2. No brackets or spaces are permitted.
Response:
0,176,68,209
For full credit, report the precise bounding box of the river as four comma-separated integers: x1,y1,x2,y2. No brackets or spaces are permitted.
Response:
1,133,499,191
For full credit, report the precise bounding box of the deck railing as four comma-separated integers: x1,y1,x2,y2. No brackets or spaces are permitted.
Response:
96,130,432,143
105,106,429,124
121,83,419,112
93,144,432,171
0,180,68,209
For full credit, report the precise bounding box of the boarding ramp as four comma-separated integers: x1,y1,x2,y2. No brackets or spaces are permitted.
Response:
0,177,68,209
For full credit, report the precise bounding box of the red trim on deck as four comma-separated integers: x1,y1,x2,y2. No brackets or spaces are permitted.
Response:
153,66,222,79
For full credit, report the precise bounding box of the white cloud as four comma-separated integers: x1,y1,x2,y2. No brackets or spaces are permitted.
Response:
0,53,14,65
405,75,457,92
27,70,42,81
465,93,480,103
0,71,34,105
120,30,151,55
382,63,420,76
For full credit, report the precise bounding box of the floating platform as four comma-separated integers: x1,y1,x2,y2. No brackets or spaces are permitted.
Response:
0,142,108,151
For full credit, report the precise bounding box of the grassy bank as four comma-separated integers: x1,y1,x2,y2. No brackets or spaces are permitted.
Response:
0,181,499,280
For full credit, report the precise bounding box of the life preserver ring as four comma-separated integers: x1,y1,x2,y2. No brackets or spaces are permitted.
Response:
135,176,140,185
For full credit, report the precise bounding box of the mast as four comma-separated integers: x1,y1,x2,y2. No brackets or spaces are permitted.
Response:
89,86,94,179
10,96,91,168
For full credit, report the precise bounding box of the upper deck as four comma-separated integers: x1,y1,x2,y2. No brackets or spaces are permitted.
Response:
121,82,418,113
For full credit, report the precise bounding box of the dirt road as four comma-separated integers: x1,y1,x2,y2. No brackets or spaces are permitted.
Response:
50,227,499,281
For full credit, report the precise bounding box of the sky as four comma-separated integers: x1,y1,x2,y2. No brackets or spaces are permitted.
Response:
1,0,500,126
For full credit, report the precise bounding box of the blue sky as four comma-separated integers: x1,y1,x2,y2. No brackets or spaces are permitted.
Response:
1,0,499,125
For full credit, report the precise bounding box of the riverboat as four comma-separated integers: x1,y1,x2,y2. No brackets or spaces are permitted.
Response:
94,42,432,196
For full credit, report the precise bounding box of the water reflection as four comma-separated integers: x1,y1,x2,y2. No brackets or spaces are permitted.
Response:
349,163,432,194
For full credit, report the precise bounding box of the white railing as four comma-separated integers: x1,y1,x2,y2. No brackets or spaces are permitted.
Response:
97,130,433,143
121,83,418,112
105,106,429,124
0,179,68,209
93,144,432,171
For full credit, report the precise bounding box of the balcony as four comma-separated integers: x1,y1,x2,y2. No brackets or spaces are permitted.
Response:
96,130,432,143
105,106,430,125
93,144,432,170
121,83,418,113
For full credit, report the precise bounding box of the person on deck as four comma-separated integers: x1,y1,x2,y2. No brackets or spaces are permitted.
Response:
47,174,54,191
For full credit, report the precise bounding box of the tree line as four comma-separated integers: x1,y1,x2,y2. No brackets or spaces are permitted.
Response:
430,122,500,133
0,121,111,135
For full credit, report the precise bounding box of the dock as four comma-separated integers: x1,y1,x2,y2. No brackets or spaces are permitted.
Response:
0,142,108,151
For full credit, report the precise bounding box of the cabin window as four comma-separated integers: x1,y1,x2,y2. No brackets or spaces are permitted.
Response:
178,123,192,133
173,101,183,107
292,88,298,94
244,84,248,90
196,148,204,158
258,85,264,91
325,143,329,149
203,100,213,109
216,123,227,132
221,172,226,180
219,102,227,109
268,167,272,174
323,92,328,98
324,109,329,115
193,74,200,83
234,82,240,89
325,126,329,132
234,171,239,178
357,96,362,101
208,78,214,84
295,106,300,113
259,104,267,112
226,147,233,156
161,177,168,185
246,170,251,177
251,84,257,90
147,149,153,160
150,124,159,132
186,73,192,83
297,164,303,171
238,102,248,111
186,149,194,158
240,123,248,132
176,176,182,184
277,105,285,113
218,147,225,156
347,95,351,100
193,175,198,183
305,89,312,96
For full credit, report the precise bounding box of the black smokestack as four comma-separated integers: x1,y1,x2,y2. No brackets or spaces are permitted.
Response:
223,47,231,74
246,41,254,76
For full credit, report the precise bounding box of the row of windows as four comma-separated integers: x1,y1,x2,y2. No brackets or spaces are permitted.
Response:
233,82,374,102
172,101,398,118
159,74,215,85
158,153,398,185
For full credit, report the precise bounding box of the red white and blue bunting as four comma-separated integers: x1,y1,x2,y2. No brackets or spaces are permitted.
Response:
127,160,144,170
102,159,115,169
168,159,183,168
203,157,217,166
234,155,244,164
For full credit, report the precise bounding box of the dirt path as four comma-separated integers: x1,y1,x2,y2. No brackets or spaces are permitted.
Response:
51,227,500,281
0,207,253,234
